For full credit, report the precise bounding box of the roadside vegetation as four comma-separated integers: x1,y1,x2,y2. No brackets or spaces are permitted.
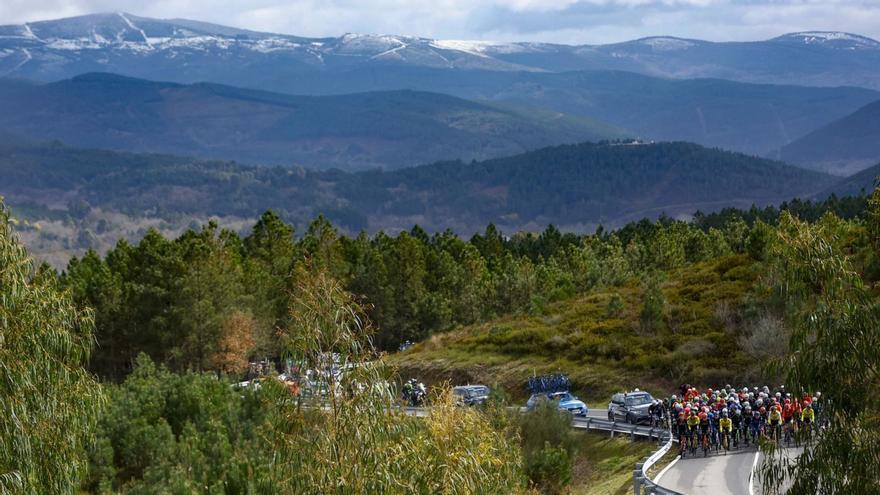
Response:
2,184,879,493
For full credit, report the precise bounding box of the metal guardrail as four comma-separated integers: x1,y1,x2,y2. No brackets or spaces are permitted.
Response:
571,417,672,442
634,435,683,495
566,417,683,494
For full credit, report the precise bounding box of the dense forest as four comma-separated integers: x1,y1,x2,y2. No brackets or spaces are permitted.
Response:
56,192,870,382
3,184,879,493
2,139,842,241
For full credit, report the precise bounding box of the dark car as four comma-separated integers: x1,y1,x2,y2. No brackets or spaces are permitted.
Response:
607,390,654,424
453,385,490,406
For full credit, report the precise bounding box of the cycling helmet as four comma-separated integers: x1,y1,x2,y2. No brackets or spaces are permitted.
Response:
722,409,729,417
756,399,764,407
815,392,822,399
759,407,766,414
733,408,741,416
784,398,791,405
699,412,708,421
671,395,678,401
685,407,692,415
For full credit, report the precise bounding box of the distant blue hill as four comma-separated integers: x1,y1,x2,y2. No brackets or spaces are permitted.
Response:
2,14,879,157
0,73,626,170
780,99,880,176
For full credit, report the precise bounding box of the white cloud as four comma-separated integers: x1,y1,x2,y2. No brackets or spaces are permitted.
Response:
0,0,878,44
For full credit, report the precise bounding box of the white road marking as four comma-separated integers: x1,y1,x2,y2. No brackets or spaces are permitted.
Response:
748,450,760,495
653,454,681,484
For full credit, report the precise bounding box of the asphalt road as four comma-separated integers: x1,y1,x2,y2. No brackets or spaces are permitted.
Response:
656,446,804,495
657,449,757,495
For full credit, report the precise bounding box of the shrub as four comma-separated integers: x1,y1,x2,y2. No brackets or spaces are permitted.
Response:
520,401,578,493
739,314,789,361
639,277,666,334
606,293,625,318
524,443,572,495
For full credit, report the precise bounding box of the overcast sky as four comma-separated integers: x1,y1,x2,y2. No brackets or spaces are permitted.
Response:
1,0,879,44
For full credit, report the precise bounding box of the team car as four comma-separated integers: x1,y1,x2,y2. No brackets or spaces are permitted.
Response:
527,391,589,417
608,389,654,424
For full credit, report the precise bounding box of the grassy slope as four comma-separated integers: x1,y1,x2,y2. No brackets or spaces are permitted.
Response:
390,255,758,403
570,432,654,495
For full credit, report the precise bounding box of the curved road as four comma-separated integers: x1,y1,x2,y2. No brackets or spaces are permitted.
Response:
412,404,804,494
656,450,757,495
656,446,803,495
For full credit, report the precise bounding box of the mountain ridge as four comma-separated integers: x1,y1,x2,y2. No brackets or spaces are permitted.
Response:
779,99,880,175
0,139,838,235
2,13,880,89
0,72,627,170
2,69,876,162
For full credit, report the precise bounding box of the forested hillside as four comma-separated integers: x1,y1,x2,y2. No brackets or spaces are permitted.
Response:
779,99,880,175
822,162,880,198
4,188,879,493
0,73,624,169
56,192,868,382
1,140,839,267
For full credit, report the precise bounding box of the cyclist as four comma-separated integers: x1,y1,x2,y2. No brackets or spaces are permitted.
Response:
677,411,689,455
768,404,783,443
742,404,753,447
687,409,701,455
792,398,803,428
782,398,796,443
731,407,743,447
813,392,826,428
719,409,733,450
699,409,711,455
800,402,815,441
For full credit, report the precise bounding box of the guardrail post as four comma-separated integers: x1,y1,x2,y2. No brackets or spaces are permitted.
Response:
634,462,644,495
611,421,615,438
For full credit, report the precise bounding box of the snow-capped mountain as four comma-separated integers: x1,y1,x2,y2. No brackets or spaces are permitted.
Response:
0,13,535,75
772,31,880,50
2,13,880,89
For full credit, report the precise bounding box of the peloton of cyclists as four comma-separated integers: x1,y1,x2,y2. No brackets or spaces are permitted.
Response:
667,384,822,457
